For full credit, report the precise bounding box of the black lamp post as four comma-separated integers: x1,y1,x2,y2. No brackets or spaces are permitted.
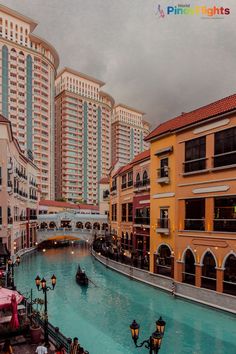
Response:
35,274,57,347
7,256,20,289
130,317,166,354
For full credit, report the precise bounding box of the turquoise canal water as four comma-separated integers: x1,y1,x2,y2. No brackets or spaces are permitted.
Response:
15,245,236,354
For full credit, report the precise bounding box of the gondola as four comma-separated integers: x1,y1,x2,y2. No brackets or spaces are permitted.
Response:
76,265,89,286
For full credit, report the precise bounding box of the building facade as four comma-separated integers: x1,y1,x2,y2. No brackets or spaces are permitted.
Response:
55,67,114,204
146,93,236,296
0,115,38,255
110,150,150,258
111,104,150,166
0,4,59,200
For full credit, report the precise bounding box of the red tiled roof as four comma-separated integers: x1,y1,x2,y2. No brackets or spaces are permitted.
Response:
99,177,109,184
39,200,99,210
145,93,236,141
113,150,150,177
131,149,150,164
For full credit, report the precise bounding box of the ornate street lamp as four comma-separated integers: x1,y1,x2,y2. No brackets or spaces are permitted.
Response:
130,317,166,354
7,256,20,289
35,274,57,347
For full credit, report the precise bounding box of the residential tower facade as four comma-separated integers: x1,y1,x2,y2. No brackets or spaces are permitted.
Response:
55,67,114,204
0,4,59,200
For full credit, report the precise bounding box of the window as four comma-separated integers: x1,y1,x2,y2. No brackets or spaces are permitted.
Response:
0,167,2,185
143,170,149,185
159,158,169,178
184,137,206,173
135,207,150,225
185,199,205,230
122,204,127,222
121,175,127,189
127,171,133,187
0,207,2,225
214,196,236,232
158,208,169,229
111,204,117,221
214,127,236,167
135,173,141,187
128,203,133,222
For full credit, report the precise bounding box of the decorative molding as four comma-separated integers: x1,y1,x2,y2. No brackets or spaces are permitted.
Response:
139,199,150,204
155,146,173,156
153,192,175,199
123,197,131,201
178,177,236,187
193,119,230,134
192,185,229,194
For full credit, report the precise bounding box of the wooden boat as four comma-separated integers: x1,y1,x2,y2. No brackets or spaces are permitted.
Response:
76,265,89,286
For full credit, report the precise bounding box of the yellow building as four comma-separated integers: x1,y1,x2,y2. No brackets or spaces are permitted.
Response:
146,132,176,277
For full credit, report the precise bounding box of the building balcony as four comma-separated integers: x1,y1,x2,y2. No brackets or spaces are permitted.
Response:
156,219,170,235
184,219,205,231
213,219,236,232
133,179,150,192
134,217,150,226
157,168,170,184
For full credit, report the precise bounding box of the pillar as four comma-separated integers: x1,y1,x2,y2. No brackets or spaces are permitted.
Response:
195,264,202,288
216,268,224,293
175,261,184,282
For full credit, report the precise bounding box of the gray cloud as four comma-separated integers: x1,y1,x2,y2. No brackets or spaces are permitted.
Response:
2,0,236,129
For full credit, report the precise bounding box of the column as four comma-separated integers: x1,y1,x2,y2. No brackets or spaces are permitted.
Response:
175,261,184,282
205,197,213,232
216,268,224,293
195,264,202,288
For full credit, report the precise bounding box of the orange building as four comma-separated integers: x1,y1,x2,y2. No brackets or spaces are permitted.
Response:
146,93,236,296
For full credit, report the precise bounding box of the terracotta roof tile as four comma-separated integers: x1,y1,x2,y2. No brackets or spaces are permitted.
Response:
0,114,9,123
113,150,150,177
146,93,236,141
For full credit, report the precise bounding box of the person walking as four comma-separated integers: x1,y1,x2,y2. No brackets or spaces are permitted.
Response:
70,337,80,354
35,343,48,354
2,339,13,354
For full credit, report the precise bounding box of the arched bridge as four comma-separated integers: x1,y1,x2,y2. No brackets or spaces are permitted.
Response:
37,212,109,244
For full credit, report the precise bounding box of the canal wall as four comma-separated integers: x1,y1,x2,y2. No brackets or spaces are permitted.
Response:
92,250,236,315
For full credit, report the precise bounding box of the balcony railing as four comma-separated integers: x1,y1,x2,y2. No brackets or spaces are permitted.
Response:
157,167,169,179
184,219,205,231
134,179,150,189
183,157,207,174
30,215,37,220
134,217,150,225
214,219,236,232
156,219,170,234
213,150,236,168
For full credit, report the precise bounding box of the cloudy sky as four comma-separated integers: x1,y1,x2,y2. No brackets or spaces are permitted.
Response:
2,0,236,128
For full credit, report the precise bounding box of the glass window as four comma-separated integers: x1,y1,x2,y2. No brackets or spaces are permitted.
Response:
184,137,206,173
122,204,127,222
128,203,133,222
160,158,169,178
214,196,236,232
185,199,205,230
214,127,236,167
121,175,127,189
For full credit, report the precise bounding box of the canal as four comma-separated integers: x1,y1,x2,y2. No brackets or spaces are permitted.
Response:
15,245,236,354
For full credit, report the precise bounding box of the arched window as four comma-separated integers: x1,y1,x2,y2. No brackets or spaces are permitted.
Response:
49,221,56,229
135,173,141,187
183,249,195,285
85,222,92,230
93,222,100,230
201,251,216,291
156,245,172,277
143,170,148,182
224,254,236,296
76,222,83,229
